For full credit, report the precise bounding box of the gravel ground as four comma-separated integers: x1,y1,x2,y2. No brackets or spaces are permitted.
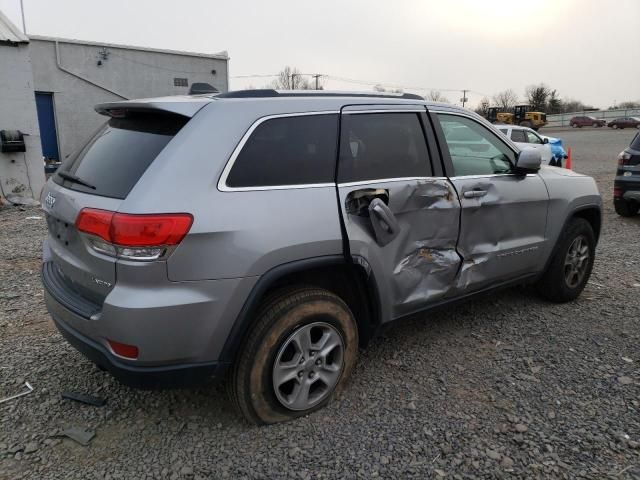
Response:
1,129,639,479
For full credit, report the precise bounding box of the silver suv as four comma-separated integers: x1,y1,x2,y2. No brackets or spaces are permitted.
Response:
41,90,601,424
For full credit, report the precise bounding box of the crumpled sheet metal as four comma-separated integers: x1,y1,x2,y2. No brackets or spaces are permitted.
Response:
393,246,461,307
391,179,457,214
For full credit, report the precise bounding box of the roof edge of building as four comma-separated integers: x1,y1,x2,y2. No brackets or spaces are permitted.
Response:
29,34,228,60
0,9,29,43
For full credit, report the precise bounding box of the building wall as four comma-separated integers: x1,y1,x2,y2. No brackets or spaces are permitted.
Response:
0,42,46,201
29,38,228,161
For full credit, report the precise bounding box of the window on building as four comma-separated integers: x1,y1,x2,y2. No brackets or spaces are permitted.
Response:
225,114,338,188
338,113,431,182
174,78,189,87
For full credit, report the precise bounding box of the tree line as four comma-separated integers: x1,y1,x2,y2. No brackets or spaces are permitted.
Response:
254,68,639,115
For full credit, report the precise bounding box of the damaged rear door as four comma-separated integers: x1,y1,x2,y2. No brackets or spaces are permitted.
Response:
336,105,461,321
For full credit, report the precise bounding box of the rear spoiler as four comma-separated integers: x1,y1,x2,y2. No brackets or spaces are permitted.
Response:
95,96,213,118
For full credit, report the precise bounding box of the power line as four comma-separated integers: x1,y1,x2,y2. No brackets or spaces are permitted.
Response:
230,72,489,103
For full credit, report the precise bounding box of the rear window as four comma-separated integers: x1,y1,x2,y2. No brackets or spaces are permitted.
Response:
226,114,338,188
54,112,187,199
631,132,640,151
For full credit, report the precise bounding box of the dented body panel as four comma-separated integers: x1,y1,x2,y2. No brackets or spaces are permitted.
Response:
448,173,549,295
338,177,461,320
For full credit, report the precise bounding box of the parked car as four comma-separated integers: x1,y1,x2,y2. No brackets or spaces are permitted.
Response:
497,125,554,165
614,131,640,216
569,116,606,128
608,117,640,129
41,91,602,424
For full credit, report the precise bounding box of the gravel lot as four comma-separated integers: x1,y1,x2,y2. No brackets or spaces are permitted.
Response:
1,128,639,479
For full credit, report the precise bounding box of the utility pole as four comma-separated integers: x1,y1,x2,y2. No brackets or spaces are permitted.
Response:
312,74,322,90
290,73,297,90
20,0,27,34
461,89,468,108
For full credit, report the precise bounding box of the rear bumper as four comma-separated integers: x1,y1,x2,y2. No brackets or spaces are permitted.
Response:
41,261,256,388
51,307,228,389
614,177,640,201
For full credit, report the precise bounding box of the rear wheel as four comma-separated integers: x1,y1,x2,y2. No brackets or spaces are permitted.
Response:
571,123,577,128
614,199,639,217
229,287,358,424
537,218,595,303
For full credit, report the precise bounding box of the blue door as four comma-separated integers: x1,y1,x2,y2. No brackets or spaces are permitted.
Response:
35,92,60,160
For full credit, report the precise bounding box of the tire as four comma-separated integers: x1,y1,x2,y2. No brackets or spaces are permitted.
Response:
614,199,639,217
613,124,618,129
536,218,595,303
571,123,577,128
229,286,358,424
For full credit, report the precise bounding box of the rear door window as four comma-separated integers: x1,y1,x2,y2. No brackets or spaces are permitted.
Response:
631,132,640,151
510,129,527,142
54,112,187,199
338,113,431,182
225,114,338,188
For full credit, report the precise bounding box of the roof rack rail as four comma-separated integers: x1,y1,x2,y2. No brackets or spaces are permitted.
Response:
215,90,425,100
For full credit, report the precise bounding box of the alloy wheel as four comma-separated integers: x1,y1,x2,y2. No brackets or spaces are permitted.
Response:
564,235,590,288
272,322,345,411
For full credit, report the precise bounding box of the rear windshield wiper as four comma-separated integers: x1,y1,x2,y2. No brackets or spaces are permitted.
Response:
57,171,96,190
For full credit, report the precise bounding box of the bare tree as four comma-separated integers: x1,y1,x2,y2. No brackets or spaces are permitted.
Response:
271,66,311,90
492,89,519,111
426,90,449,103
547,90,562,114
475,97,490,117
525,84,551,111
617,101,640,109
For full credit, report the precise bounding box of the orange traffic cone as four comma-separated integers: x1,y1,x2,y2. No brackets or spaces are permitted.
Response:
565,147,572,170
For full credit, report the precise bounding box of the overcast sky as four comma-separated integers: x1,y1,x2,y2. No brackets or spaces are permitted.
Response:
1,0,638,108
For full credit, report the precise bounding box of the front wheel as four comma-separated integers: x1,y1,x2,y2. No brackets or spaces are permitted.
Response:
229,287,358,424
536,218,595,303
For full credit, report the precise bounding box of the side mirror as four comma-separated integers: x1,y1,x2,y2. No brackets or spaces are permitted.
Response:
516,148,542,172
543,137,549,144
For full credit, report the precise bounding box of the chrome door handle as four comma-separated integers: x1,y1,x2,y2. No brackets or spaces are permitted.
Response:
463,190,488,199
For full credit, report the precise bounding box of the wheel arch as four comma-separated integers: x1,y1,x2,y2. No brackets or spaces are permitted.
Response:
219,256,382,364
571,205,602,243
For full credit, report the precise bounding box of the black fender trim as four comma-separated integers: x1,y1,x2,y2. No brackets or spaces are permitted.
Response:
540,204,602,277
219,255,382,364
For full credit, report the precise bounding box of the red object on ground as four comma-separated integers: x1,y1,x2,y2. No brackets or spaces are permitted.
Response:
566,147,572,170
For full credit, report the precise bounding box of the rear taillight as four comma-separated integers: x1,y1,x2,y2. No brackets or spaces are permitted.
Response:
618,151,632,166
76,208,193,260
614,186,623,198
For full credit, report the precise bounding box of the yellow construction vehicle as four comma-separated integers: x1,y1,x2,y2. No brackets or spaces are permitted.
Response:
486,105,547,131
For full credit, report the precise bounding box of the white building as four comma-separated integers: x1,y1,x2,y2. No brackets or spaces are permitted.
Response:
0,9,229,202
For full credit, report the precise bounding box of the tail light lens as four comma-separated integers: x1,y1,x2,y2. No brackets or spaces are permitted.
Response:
76,208,193,260
618,151,632,165
614,186,623,198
